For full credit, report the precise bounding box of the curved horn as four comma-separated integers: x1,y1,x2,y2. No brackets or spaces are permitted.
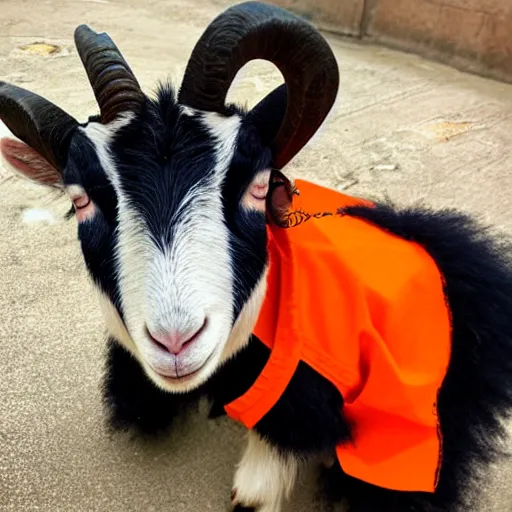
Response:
0,81,78,171
74,25,144,124
178,1,339,169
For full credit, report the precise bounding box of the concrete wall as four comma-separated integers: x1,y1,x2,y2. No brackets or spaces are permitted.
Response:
270,0,512,84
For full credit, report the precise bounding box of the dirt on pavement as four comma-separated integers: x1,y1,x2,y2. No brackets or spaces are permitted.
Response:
2,1,512,511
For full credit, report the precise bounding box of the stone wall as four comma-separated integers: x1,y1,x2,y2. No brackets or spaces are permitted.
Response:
270,0,512,84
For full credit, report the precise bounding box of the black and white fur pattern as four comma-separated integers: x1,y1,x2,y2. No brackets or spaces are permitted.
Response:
3,83,512,512
77,102,263,393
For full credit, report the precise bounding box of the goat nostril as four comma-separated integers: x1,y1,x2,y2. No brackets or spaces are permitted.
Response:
146,318,207,355
149,335,168,352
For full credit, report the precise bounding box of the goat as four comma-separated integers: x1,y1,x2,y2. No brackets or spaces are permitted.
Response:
2,2,512,511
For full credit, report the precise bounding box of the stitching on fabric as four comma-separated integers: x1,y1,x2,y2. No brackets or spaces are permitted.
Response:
279,209,334,228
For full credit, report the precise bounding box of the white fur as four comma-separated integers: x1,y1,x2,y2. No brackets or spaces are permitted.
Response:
65,184,86,198
221,268,268,362
180,106,195,117
199,110,241,186
96,290,138,356
81,113,134,193
232,431,299,512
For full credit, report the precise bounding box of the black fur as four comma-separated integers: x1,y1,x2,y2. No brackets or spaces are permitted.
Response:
207,336,350,458
110,86,222,250
206,337,271,418
102,338,202,437
254,362,350,456
64,134,123,314
223,121,272,318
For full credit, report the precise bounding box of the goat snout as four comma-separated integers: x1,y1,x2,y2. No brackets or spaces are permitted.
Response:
146,319,207,355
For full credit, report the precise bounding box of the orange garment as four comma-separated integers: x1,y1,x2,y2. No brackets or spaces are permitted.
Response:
224,179,452,493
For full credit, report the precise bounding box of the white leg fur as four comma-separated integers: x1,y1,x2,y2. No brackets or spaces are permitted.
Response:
232,431,298,512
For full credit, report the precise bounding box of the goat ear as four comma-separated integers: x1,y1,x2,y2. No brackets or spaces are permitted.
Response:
0,137,62,188
266,170,294,227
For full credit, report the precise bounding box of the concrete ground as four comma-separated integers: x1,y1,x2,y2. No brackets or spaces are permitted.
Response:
2,0,512,510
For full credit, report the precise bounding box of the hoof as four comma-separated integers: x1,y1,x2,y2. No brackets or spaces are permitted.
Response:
231,488,258,511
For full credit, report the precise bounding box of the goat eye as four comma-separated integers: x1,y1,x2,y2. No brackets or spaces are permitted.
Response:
71,193,95,222
72,194,91,210
249,170,271,200
242,170,271,212
250,181,269,201
66,185,95,222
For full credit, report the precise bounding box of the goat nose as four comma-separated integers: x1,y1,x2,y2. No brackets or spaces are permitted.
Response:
146,320,206,355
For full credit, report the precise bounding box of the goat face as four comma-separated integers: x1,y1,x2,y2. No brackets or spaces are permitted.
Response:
0,1,339,392
73,93,274,392
1,88,275,392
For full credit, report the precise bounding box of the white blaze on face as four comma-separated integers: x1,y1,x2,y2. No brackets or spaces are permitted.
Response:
82,109,264,392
